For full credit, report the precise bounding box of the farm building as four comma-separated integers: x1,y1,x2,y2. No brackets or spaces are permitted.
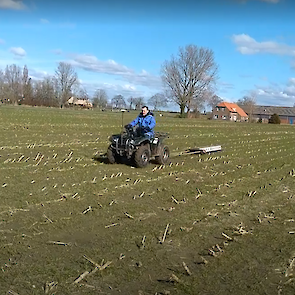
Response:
66,97,93,109
243,105,295,124
212,102,248,122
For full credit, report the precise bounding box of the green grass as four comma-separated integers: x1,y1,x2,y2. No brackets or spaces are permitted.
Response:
0,105,295,295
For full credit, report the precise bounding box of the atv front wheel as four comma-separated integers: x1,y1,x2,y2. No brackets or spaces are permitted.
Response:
134,144,151,168
107,145,118,164
155,145,170,165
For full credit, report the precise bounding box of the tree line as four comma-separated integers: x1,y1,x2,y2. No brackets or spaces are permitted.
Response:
92,91,169,111
0,62,79,107
1,44,232,114
0,62,170,111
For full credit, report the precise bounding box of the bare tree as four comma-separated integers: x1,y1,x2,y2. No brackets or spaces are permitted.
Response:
93,89,108,109
22,77,33,105
0,69,3,81
161,44,218,117
236,95,256,122
189,96,206,114
4,64,22,104
33,77,58,107
22,65,29,93
111,94,126,109
54,62,79,106
33,80,45,106
0,69,5,103
78,87,89,101
71,85,89,102
148,93,168,111
22,65,33,104
207,94,223,111
127,96,134,110
133,96,145,110
0,64,34,105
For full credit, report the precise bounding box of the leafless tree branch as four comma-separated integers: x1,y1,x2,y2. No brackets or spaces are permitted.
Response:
161,44,218,116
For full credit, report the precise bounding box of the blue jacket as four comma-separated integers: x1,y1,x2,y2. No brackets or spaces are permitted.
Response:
130,111,156,137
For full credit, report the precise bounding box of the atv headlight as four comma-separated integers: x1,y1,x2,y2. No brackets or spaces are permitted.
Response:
109,135,118,142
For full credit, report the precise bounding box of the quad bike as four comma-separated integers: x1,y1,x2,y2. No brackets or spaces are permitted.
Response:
107,125,170,168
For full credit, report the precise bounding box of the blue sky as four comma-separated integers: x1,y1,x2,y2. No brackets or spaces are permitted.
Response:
1,0,295,109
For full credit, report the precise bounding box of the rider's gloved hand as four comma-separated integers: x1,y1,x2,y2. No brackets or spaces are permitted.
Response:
124,124,132,129
142,127,150,133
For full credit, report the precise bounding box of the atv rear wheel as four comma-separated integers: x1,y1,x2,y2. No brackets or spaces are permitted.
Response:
134,144,151,168
107,145,118,164
155,145,170,165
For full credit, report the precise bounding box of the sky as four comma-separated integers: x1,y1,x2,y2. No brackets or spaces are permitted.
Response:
0,0,295,110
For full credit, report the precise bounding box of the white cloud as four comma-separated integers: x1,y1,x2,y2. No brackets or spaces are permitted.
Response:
28,68,49,80
80,80,145,99
232,34,295,56
40,18,49,24
218,81,235,93
68,54,162,89
51,49,63,55
0,0,26,10
251,82,295,106
123,84,136,91
9,47,26,57
123,70,162,88
70,54,133,75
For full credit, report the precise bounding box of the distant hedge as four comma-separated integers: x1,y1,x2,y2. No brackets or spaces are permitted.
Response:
268,113,281,124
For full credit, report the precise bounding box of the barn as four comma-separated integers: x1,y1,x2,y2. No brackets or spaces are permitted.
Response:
67,97,93,109
243,105,295,124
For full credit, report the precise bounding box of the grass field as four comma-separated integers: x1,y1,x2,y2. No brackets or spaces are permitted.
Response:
0,105,295,295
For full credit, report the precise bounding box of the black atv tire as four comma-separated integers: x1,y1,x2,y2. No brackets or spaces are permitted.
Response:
107,145,118,164
134,144,151,168
155,145,170,165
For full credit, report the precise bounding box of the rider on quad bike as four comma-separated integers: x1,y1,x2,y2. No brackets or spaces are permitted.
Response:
125,106,156,140
107,106,170,168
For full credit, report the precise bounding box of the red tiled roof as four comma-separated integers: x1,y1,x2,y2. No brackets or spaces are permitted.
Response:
217,102,248,117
